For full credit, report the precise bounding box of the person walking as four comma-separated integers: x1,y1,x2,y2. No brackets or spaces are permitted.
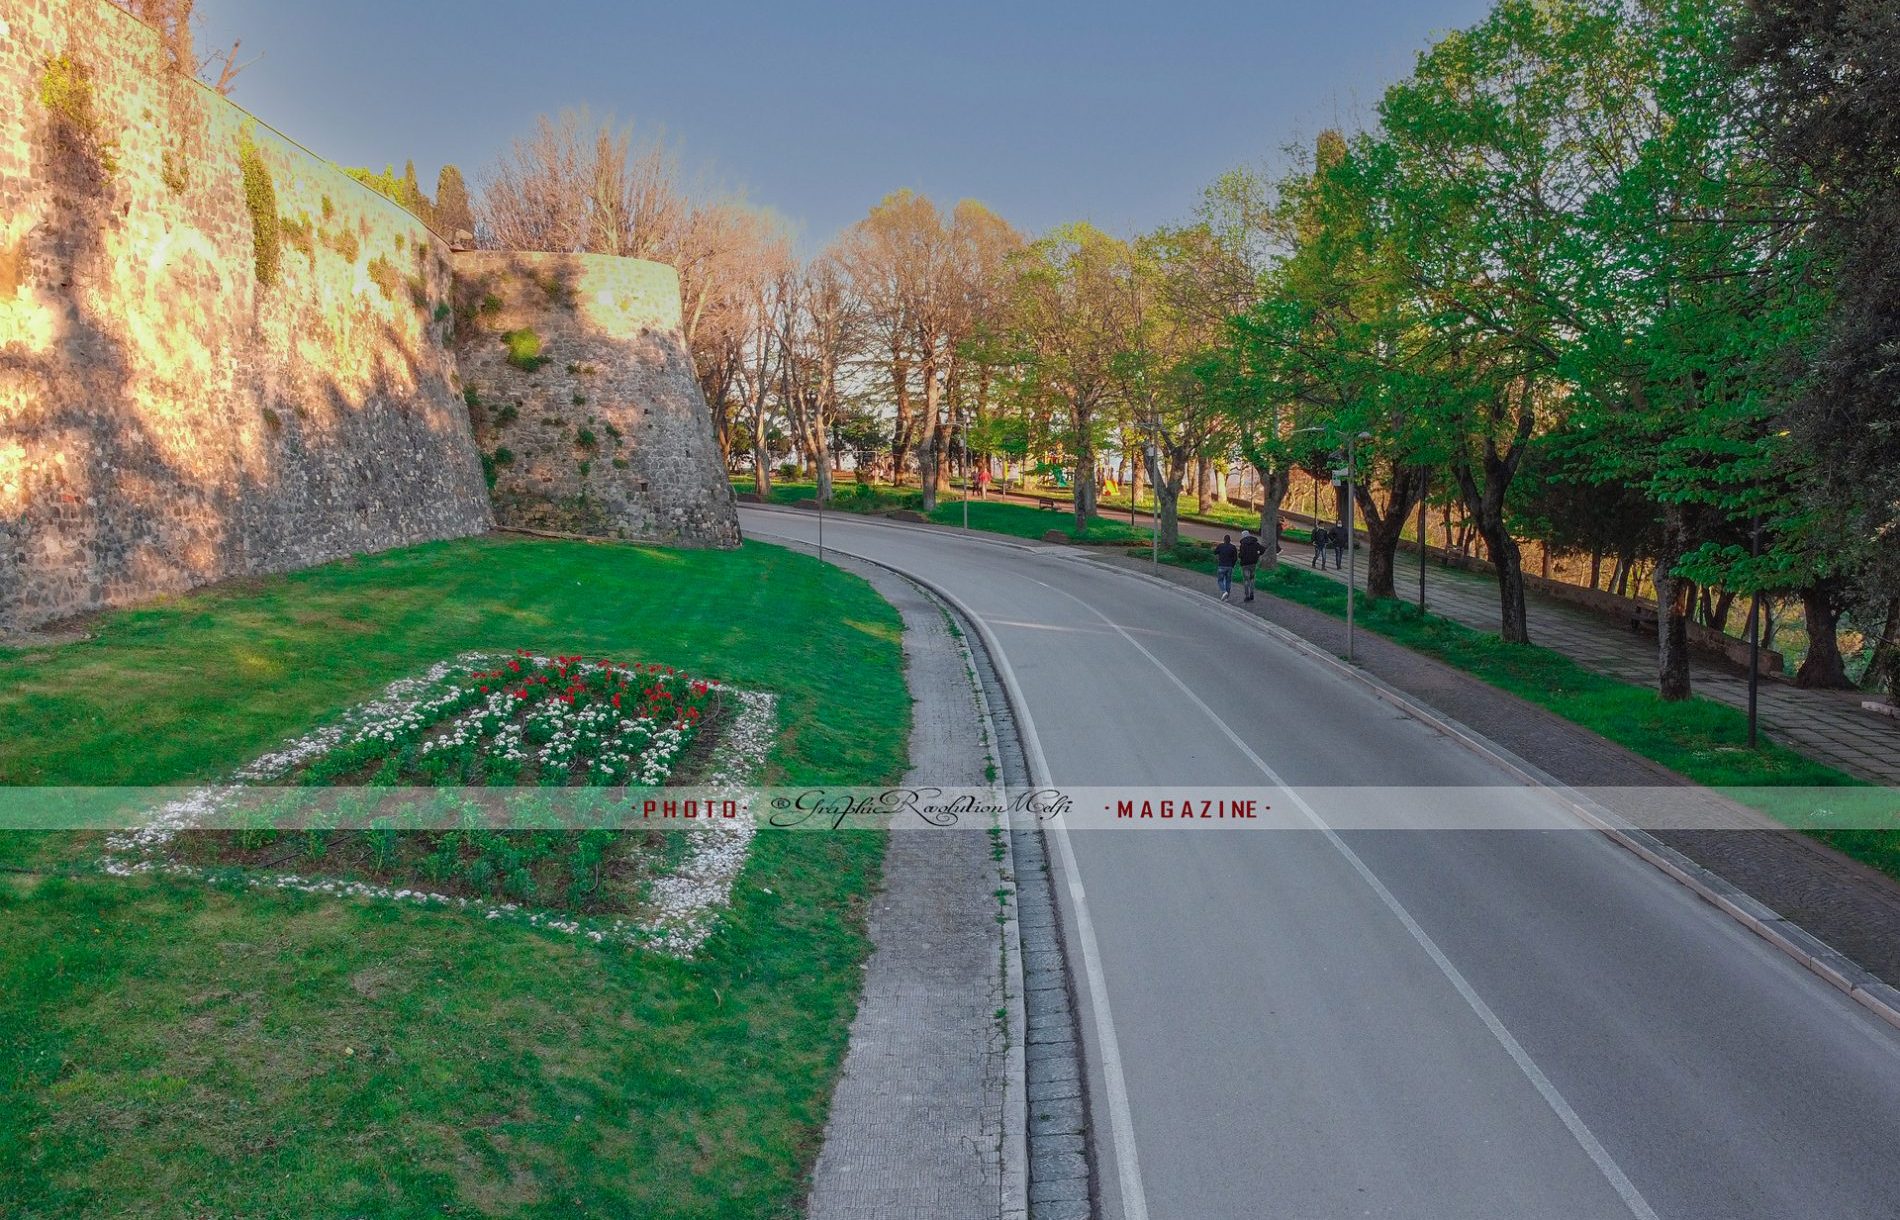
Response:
1214,535,1238,601
1237,530,1264,602
1329,522,1347,570
1311,524,1331,569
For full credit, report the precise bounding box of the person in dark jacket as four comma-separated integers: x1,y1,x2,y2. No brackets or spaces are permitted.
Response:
1237,531,1264,602
1329,523,1347,570
1213,535,1238,601
1311,525,1332,568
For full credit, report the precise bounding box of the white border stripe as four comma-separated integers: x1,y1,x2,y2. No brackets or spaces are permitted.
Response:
1056,585,1661,1220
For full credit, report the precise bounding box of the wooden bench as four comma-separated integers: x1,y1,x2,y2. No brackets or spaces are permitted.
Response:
1628,607,1659,635
1031,494,1065,512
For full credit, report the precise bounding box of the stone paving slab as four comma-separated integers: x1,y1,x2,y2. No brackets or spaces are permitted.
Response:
805,563,1013,1220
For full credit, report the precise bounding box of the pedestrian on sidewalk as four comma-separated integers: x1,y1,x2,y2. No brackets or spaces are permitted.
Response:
1214,535,1238,601
1311,525,1332,569
1329,524,1346,570
1238,530,1264,602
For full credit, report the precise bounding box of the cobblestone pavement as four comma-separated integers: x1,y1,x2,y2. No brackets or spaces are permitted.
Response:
1099,552,1900,986
1283,541,1900,785
805,562,1015,1220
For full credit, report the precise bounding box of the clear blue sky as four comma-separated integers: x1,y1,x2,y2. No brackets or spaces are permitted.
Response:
197,0,1493,248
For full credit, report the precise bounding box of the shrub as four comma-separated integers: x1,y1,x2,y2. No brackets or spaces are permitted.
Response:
494,403,519,427
322,226,361,264
502,329,549,372
602,421,622,442
433,302,453,324
575,428,598,450
492,446,515,466
462,386,480,410
279,213,315,263
367,255,399,300
160,146,189,194
39,54,119,176
238,134,280,287
612,457,630,470
578,460,592,478
480,293,504,315
567,362,598,376
572,393,587,406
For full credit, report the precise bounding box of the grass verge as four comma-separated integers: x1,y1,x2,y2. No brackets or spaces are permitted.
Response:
0,534,909,1219
922,500,1152,543
1151,548,1894,880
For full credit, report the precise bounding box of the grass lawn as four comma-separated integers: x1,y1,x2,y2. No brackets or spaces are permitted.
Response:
1151,548,1895,880
923,500,1152,543
0,534,909,1219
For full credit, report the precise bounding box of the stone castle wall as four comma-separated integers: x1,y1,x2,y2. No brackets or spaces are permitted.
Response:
1,0,738,634
451,252,739,548
0,0,494,632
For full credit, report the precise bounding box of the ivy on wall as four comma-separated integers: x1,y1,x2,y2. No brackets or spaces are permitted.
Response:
39,52,120,178
237,129,280,287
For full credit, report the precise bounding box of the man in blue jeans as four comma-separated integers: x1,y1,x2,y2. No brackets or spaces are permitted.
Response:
1214,534,1238,601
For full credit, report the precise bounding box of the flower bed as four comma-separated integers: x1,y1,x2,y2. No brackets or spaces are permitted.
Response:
106,651,776,955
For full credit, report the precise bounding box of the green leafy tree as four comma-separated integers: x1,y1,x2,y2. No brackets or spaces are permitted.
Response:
435,164,473,238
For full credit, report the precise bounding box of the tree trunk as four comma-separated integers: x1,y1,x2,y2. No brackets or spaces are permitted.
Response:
1213,465,1229,504
917,432,939,513
889,354,912,486
1356,467,1425,600
1708,589,1737,635
1863,598,1900,698
1589,547,1603,590
1454,456,1529,644
1795,580,1854,689
1256,464,1290,561
1653,505,1693,700
1070,407,1096,533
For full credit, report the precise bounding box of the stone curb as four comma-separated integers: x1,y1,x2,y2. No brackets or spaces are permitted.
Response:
944,592,1033,1220
758,522,1032,1220
1070,552,1900,1036
742,506,1900,1037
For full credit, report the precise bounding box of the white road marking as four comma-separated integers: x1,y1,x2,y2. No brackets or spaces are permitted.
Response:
1049,582,1663,1220
958,595,1155,1220
745,514,1156,1220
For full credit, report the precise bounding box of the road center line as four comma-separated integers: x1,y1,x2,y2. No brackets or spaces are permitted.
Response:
1045,580,1663,1220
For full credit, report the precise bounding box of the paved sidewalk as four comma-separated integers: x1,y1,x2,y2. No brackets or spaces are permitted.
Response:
805,561,1015,1220
1284,542,1900,785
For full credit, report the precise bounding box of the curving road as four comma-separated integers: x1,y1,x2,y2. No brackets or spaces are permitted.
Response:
742,507,1900,1220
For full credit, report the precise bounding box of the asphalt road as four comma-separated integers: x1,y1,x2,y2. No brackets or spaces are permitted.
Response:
741,507,1900,1220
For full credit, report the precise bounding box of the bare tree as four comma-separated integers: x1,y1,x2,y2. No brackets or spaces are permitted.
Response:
480,111,688,259
111,1,251,93
776,255,861,502
835,192,1020,505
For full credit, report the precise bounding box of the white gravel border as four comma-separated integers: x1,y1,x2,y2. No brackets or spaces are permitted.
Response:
100,652,777,957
